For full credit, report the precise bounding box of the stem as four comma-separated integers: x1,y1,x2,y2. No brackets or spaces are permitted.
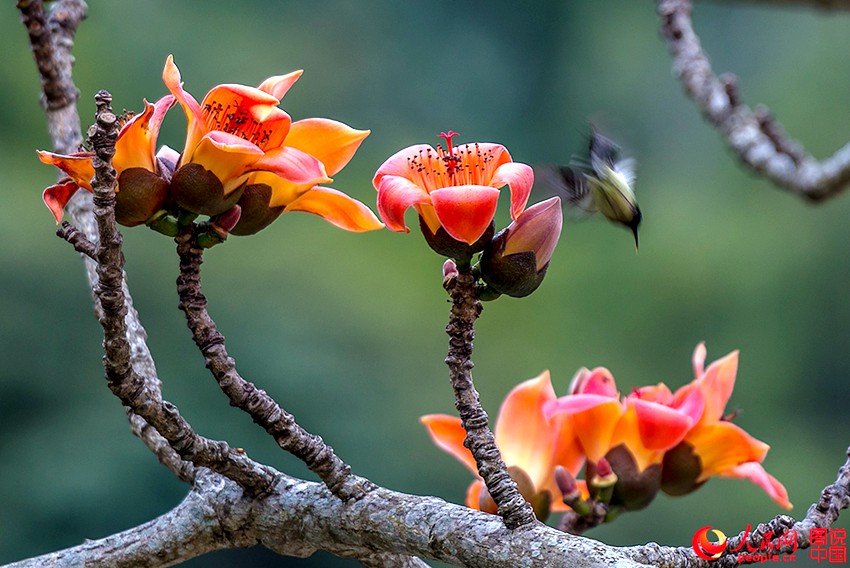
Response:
175,227,374,502
443,269,537,529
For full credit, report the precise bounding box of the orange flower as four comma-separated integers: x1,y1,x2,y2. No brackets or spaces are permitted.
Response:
421,371,583,520
373,131,533,246
660,343,792,509
38,95,175,226
162,56,382,234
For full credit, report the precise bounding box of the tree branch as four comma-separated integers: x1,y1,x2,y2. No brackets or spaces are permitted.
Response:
174,227,374,502
658,0,850,201
443,268,537,529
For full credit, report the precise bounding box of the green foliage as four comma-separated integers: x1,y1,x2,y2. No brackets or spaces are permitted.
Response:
1,1,848,566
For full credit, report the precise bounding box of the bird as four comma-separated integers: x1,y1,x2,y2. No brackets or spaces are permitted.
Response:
534,126,641,251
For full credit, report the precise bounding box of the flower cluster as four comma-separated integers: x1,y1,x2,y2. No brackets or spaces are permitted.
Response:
373,132,561,298
39,56,383,238
423,344,790,522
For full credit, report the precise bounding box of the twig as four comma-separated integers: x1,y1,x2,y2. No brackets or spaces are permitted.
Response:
443,269,537,529
658,0,850,201
175,227,375,502
56,220,96,258
87,92,277,497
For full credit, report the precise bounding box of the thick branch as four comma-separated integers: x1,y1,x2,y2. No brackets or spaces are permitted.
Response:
175,228,374,502
658,0,850,201
443,270,537,529
87,93,277,497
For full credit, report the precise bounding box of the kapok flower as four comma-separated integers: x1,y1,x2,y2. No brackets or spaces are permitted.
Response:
38,95,176,226
161,55,382,234
421,371,583,520
479,196,563,297
660,344,792,508
373,131,533,247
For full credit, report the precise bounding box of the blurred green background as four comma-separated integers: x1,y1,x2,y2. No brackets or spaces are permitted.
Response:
2,1,849,566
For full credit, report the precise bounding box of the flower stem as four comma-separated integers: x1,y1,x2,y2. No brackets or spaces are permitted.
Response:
175,227,374,502
443,269,537,529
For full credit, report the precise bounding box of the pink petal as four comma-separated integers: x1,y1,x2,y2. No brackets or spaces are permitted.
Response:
721,462,792,509
372,144,437,189
699,349,739,424
490,161,533,220
249,146,331,197
430,185,500,244
631,399,693,451
376,175,432,233
692,342,707,379
572,367,618,397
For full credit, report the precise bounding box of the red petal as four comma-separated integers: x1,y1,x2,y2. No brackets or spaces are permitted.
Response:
43,179,83,223
430,185,499,244
632,399,693,451
490,161,533,220
376,175,431,233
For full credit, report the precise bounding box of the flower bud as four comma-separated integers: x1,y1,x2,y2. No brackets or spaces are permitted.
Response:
229,184,285,236
113,167,170,227
170,163,245,217
479,197,562,297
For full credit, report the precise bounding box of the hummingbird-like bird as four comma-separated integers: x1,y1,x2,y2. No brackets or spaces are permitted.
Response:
535,126,641,250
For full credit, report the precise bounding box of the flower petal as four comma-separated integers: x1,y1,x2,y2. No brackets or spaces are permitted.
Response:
692,342,707,379
191,131,264,194
546,394,623,463
284,186,384,232
113,95,175,174
200,83,292,150
37,151,95,190
373,144,437,188
287,118,369,176
490,161,533,220
430,185,500,244
721,462,792,509
493,371,558,488
466,479,491,512
611,403,663,471
698,349,739,424
572,367,619,397
257,70,303,100
376,175,432,233
686,421,769,481
162,55,206,161
631,399,693,451
249,146,331,200
420,414,477,476
43,179,82,223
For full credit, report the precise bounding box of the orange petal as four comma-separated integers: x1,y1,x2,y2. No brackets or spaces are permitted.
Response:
698,349,739,424
37,151,95,191
546,394,623,463
284,186,384,232
465,479,488,511
430,185,500,244
493,371,558,488
286,118,369,176
190,131,264,194
376,175,431,233
43,179,82,223
686,421,769,481
162,55,206,161
420,414,476,476
490,161,533,220
610,404,663,471
113,95,175,174
721,462,792,509
257,70,303,100
200,84,292,150
631,399,693,451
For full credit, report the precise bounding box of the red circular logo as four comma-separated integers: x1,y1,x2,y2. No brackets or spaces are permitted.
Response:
692,526,727,560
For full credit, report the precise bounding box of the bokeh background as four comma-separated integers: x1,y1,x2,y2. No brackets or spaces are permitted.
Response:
2,1,849,566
